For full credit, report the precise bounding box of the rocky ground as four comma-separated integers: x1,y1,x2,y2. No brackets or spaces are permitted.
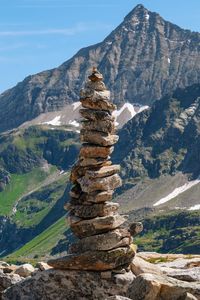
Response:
1,252,200,300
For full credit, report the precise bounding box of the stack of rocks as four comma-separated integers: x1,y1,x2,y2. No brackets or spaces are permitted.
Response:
48,68,135,271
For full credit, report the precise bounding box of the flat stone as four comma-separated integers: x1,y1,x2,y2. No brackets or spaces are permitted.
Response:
80,129,119,146
85,80,106,91
48,247,135,271
80,94,116,112
78,173,122,193
88,70,103,82
127,273,200,300
69,228,131,253
85,165,120,178
80,108,114,122
79,157,112,167
69,202,119,219
70,163,119,183
130,256,163,276
82,119,115,134
79,190,114,203
68,214,126,238
79,144,114,158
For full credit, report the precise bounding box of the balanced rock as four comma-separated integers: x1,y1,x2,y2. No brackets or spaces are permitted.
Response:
80,108,114,122
69,202,119,219
81,119,115,134
69,228,132,253
80,93,116,112
48,246,135,271
85,165,120,178
69,214,126,238
78,173,122,193
79,190,114,203
80,144,114,158
88,68,103,82
79,157,112,167
80,129,119,146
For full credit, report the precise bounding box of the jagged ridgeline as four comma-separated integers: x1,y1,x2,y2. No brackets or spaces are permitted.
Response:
48,69,135,271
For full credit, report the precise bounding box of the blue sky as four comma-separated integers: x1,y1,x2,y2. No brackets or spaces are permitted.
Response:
0,0,200,93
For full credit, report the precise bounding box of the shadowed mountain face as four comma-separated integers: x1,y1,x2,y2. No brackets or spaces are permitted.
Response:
113,84,200,182
1,4,200,132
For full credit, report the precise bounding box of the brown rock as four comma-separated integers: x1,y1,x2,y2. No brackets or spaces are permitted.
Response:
80,129,119,146
80,108,114,122
36,262,52,271
129,222,143,237
69,202,119,219
85,165,120,178
88,69,103,82
69,228,132,253
79,144,114,158
69,214,126,238
80,93,116,112
82,119,115,134
14,264,35,278
79,157,112,167
79,190,114,203
85,80,106,91
78,173,122,193
48,246,135,271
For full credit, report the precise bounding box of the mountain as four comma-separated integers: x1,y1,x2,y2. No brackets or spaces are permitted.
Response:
113,84,200,211
1,4,200,132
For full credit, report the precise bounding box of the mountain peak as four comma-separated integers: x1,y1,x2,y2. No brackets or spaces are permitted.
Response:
124,4,150,21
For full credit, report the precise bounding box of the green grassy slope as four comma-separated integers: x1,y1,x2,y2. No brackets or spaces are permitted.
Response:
5,216,67,264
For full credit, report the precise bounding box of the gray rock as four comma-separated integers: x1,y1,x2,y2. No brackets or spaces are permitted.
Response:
68,214,126,238
69,202,119,219
0,272,22,295
127,273,200,300
78,173,122,193
48,246,135,271
2,269,133,300
82,119,115,134
69,228,131,253
80,109,114,122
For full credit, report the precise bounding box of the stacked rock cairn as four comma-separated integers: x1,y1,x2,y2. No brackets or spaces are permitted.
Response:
48,68,135,272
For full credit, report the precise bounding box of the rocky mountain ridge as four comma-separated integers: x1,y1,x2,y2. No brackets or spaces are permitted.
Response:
1,4,200,132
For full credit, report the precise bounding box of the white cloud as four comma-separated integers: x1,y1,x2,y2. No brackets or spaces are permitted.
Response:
0,23,111,37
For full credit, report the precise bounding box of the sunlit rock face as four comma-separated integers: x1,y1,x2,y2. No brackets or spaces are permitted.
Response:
1,4,200,132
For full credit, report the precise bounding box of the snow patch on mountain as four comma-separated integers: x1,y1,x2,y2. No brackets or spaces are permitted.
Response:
154,178,200,207
113,103,149,128
20,102,149,131
43,116,61,126
188,204,200,211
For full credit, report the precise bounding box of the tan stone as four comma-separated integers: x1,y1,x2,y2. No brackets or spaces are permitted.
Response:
69,202,119,219
88,70,103,82
69,228,132,253
79,190,114,203
79,144,114,158
78,173,122,193
80,108,114,122
80,94,116,112
14,264,35,278
81,119,115,134
48,247,135,271
79,157,112,167
85,165,120,178
80,129,119,146
127,273,200,300
68,214,126,238
69,184,82,199
130,256,163,276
